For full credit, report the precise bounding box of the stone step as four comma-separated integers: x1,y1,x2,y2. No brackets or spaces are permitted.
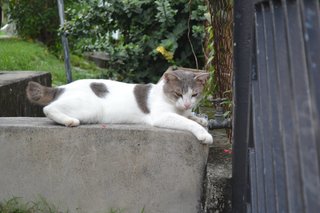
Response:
0,117,209,213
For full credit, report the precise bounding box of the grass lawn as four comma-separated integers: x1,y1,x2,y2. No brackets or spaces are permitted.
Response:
0,197,63,213
0,197,136,213
0,38,109,85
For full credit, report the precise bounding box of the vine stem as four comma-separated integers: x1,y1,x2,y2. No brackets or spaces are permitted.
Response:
187,0,199,70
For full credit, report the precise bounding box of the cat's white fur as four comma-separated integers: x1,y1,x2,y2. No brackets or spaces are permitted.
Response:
28,72,213,144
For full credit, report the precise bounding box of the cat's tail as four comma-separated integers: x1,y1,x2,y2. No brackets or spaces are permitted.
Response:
26,81,63,106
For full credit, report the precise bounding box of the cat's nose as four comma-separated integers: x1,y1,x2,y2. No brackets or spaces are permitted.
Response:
184,103,191,109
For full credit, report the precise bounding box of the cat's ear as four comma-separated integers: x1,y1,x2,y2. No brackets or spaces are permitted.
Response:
164,71,181,82
194,72,210,85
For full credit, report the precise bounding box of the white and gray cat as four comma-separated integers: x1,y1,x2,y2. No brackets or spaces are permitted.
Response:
26,69,213,144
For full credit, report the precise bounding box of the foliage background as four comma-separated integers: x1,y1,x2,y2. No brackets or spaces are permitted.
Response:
5,0,207,83
4,0,233,98
6,0,73,49
62,0,207,83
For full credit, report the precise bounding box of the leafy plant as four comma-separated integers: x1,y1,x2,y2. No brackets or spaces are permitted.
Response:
6,0,73,52
62,0,207,83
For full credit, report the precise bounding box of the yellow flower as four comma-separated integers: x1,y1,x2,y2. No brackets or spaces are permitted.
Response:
156,46,174,61
156,46,165,54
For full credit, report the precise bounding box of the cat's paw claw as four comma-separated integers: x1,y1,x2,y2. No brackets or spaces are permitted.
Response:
64,118,80,127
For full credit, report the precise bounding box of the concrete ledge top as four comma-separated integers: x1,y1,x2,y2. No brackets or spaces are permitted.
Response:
0,71,50,86
0,117,187,134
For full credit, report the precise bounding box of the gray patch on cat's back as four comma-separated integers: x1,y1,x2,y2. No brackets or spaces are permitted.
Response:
134,84,152,114
53,88,65,100
90,82,109,98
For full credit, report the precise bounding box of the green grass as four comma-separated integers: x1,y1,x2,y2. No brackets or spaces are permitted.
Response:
0,38,109,85
0,197,65,213
0,31,6,36
0,197,143,213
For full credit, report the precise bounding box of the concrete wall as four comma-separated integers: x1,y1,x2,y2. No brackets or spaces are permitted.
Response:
0,71,51,117
0,117,209,213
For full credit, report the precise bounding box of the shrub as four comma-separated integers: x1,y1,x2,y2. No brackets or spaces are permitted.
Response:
7,0,72,50
62,0,207,83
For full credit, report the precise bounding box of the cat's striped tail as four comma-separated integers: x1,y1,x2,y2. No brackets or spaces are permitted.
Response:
26,81,63,106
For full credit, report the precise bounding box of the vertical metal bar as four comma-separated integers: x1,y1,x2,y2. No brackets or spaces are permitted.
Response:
271,1,304,212
259,4,277,212
296,0,320,211
251,72,265,213
232,0,254,211
57,0,72,83
248,148,257,213
268,1,289,212
299,0,320,175
253,6,267,212
282,0,320,211
249,29,260,213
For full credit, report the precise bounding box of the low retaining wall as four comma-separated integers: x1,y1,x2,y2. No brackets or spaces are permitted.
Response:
0,71,51,117
0,117,209,213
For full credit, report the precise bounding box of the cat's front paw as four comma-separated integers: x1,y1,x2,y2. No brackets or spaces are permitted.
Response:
196,117,208,127
189,114,208,127
64,118,80,127
195,129,213,144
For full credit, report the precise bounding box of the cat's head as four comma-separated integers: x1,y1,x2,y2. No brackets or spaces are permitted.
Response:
162,70,210,111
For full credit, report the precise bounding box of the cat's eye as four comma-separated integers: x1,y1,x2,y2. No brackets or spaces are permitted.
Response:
192,93,198,97
175,92,182,97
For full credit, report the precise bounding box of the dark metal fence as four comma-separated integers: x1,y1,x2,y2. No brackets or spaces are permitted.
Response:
232,0,320,212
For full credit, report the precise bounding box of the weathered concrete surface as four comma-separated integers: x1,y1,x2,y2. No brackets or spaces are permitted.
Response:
0,117,209,213
0,71,51,117
203,148,232,213
202,129,232,213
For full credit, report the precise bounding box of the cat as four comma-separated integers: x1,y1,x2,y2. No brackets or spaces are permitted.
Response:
26,69,213,144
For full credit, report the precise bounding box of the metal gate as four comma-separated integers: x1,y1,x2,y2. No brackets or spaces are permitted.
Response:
232,0,320,212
